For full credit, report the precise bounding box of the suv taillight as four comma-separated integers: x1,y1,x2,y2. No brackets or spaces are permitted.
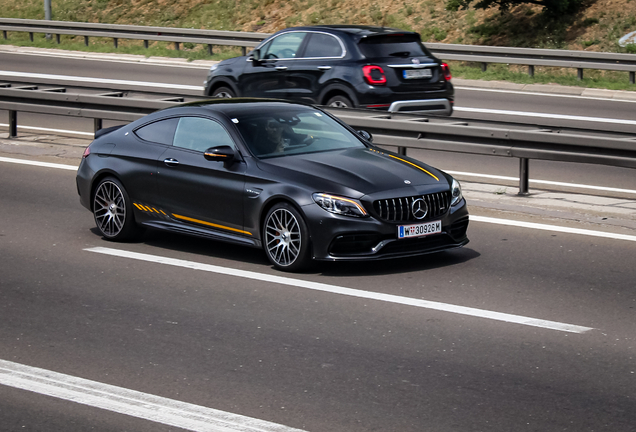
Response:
441,63,452,81
362,65,387,85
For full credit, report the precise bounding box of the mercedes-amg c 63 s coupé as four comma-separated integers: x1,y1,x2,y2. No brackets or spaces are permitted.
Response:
76,99,469,271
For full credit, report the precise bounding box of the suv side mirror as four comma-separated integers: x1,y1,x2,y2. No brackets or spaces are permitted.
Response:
357,130,373,142
251,48,261,62
204,145,236,164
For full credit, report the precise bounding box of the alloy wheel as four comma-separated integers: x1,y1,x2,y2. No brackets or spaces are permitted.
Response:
265,208,302,267
93,180,126,238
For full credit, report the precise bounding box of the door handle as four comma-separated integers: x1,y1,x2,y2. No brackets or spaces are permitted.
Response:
275,66,288,71
163,158,179,167
317,66,332,70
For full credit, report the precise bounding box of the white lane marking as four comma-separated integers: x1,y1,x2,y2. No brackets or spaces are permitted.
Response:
0,122,93,136
0,71,202,91
0,359,307,432
0,156,77,171
456,86,636,103
471,215,636,242
86,247,594,334
446,170,636,195
454,106,636,125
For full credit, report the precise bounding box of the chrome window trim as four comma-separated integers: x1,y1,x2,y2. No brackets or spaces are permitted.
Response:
247,30,347,62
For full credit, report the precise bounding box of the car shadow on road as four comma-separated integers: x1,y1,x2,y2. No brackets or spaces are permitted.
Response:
91,228,479,277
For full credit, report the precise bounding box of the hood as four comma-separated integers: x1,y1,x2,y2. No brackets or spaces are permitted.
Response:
259,147,448,198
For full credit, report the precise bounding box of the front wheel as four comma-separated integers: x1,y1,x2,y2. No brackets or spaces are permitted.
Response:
211,86,235,98
263,203,312,272
92,177,139,241
326,95,353,108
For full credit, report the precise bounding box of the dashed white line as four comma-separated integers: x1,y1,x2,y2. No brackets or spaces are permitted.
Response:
471,215,636,242
0,156,78,171
0,359,308,432
454,106,636,125
85,246,594,334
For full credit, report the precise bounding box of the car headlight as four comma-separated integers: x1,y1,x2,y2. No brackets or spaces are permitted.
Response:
451,178,463,206
313,193,368,217
209,64,219,72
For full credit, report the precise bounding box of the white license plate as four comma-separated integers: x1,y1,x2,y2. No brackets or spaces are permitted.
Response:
398,220,442,239
403,68,432,79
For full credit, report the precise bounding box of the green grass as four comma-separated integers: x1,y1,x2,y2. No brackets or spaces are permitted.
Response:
0,32,243,62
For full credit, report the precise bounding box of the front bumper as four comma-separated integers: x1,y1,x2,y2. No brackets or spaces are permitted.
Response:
303,200,469,261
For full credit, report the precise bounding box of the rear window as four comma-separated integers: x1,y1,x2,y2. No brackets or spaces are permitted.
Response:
357,34,431,58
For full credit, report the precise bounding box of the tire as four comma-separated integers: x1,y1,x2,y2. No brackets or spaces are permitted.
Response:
211,86,235,98
326,94,353,108
92,177,139,241
263,202,312,272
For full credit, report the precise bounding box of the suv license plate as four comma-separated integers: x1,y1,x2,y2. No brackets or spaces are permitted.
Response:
403,69,432,79
398,220,442,239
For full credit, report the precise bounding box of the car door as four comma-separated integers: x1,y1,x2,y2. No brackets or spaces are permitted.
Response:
287,32,346,103
156,116,248,236
238,31,308,99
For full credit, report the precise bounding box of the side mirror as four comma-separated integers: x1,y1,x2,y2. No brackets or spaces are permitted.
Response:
251,48,261,62
204,145,236,163
357,130,373,142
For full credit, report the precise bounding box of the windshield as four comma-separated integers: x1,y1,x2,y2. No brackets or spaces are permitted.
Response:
232,108,367,158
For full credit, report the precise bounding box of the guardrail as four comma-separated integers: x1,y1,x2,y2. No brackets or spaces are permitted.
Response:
0,18,267,56
2,85,636,195
1,18,635,83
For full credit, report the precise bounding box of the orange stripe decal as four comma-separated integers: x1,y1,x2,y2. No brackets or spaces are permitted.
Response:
172,214,252,236
388,155,439,181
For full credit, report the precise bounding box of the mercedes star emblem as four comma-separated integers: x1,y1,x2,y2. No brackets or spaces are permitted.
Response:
411,198,428,220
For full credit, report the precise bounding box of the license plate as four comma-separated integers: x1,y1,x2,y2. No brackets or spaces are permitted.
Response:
398,220,442,239
403,68,432,79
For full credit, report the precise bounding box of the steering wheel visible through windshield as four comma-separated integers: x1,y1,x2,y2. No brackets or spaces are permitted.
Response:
232,108,368,158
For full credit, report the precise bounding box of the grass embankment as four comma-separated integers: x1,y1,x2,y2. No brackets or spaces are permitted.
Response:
1,0,635,90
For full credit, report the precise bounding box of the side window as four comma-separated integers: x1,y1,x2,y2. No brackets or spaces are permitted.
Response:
133,118,178,145
303,33,343,58
262,32,307,59
173,117,235,152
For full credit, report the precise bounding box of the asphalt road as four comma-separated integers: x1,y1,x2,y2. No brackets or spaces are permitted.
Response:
1,150,636,431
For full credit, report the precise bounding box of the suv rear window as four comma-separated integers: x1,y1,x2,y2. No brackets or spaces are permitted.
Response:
357,34,431,58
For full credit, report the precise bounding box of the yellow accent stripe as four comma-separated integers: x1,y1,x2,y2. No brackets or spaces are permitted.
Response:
388,155,439,181
133,203,144,210
172,214,252,236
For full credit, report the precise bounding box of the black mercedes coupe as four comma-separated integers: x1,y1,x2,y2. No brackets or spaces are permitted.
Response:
76,99,469,271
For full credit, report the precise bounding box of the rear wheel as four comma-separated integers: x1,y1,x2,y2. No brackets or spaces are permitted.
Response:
92,177,139,241
263,203,312,272
212,86,235,98
326,95,353,108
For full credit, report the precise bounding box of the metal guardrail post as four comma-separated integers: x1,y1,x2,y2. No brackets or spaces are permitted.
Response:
631,71,635,85
519,158,530,195
577,68,584,80
94,118,102,133
9,110,17,138
397,147,407,155
528,65,534,77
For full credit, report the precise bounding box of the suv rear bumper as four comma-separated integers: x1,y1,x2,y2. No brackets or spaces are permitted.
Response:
388,98,452,115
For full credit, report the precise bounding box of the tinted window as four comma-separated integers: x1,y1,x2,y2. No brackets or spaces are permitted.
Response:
173,117,235,152
263,32,307,59
303,33,343,58
134,118,178,145
233,108,365,158
358,34,431,58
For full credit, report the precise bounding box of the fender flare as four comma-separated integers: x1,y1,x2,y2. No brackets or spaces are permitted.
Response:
318,83,359,107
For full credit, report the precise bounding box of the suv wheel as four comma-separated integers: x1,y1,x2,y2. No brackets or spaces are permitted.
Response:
326,95,353,108
212,86,235,98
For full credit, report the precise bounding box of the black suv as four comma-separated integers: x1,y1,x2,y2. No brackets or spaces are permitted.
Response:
204,25,454,115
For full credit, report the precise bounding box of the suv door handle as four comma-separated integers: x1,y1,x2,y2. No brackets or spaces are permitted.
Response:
275,66,288,71
163,158,179,167
317,66,332,70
